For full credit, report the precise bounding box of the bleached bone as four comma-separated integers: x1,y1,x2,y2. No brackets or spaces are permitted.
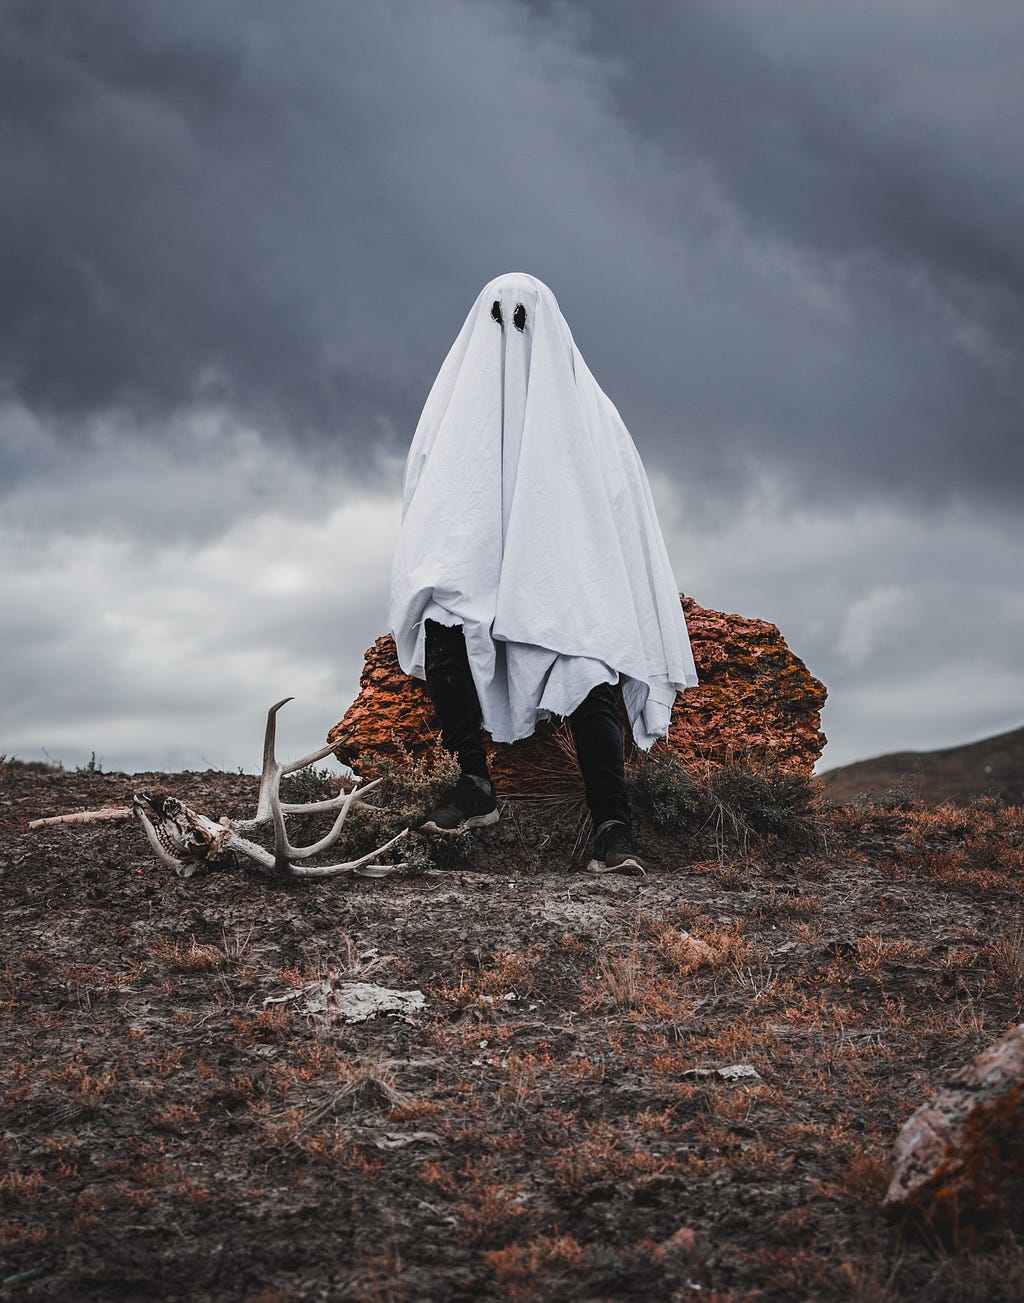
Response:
29,807,132,828
32,699,407,880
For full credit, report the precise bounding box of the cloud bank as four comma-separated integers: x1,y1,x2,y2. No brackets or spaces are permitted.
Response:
2,0,1022,772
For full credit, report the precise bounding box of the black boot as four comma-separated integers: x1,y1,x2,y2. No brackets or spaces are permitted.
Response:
588,819,646,875
420,773,499,835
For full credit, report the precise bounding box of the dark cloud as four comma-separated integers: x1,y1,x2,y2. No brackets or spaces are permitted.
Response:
527,0,1024,506
3,0,1023,511
1,1,434,462
535,0,1024,296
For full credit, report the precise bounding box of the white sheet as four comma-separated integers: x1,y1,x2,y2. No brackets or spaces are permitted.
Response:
388,272,698,749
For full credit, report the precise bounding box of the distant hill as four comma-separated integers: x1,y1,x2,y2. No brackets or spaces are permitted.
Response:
820,723,1024,806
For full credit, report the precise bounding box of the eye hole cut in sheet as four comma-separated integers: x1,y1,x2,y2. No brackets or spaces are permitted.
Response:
492,301,528,331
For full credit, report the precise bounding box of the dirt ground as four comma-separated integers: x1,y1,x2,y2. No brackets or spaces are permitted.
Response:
2,761,1024,1301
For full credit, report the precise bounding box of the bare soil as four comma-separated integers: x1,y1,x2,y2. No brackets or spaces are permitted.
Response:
3,763,1024,1301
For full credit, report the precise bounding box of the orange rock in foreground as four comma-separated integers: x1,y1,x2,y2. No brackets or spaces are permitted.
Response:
327,597,827,792
884,1023,1024,1226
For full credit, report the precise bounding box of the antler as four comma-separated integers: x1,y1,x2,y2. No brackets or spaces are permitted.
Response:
131,699,407,879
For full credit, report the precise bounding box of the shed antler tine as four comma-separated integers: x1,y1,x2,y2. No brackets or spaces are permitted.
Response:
280,740,342,776
282,724,356,779
271,774,372,873
288,826,410,879
256,697,294,822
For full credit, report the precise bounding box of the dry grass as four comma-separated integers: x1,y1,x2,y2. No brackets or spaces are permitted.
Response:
5,763,1024,1300
150,934,226,971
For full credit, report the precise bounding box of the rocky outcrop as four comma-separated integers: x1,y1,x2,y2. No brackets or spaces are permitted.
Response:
884,1024,1024,1227
328,596,827,790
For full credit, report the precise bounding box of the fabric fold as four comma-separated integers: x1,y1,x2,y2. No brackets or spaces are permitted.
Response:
388,272,698,749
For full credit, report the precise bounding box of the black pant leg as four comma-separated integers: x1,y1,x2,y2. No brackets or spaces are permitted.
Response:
568,682,631,833
423,620,491,781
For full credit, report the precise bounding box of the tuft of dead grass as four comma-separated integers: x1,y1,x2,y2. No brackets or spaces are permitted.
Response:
149,935,226,972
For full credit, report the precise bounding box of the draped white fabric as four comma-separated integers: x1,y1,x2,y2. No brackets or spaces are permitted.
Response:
388,272,698,749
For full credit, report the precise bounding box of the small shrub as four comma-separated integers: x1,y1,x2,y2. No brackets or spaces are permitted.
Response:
484,1235,586,1302
330,1056,408,1113
150,935,225,972
358,741,460,811
280,764,339,803
708,761,816,839
630,751,701,833
630,750,820,853
344,744,474,869
970,791,1007,814
851,776,917,812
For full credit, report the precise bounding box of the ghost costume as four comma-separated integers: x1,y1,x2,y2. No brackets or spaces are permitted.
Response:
388,272,697,756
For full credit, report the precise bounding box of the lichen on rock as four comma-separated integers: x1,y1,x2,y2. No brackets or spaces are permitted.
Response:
884,1022,1024,1229
328,597,826,792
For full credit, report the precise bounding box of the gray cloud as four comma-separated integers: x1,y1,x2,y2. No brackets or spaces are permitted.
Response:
5,451,1022,773
2,0,1023,774
531,0,1024,507
651,476,1024,766
3,0,1023,512
1,453,400,772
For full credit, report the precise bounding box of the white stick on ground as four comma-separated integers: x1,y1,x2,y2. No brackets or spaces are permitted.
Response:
28,808,132,828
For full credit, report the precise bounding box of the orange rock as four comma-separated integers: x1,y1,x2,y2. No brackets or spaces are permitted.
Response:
884,1023,1024,1227
327,596,827,790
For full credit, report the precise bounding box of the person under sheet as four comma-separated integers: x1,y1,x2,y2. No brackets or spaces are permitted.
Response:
388,272,698,872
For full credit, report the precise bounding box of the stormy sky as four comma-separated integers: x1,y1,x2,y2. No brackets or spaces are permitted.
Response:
2,0,1022,775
